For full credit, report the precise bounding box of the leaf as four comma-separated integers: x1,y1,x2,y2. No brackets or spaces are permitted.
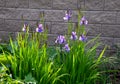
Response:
24,73,37,83
96,46,107,65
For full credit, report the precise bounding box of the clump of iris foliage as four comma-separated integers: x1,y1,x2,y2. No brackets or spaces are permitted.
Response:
0,10,117,84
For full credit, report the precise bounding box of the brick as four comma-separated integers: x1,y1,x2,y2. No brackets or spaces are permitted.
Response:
29,0,52,9
101,25,120,38
0,19,5,30
0,0,5,7
6,0,29,8
85,11,117,24
85,24,101,36
53,0,77,9
0,8,43,20
0,31,15,43
85,0,104,10
104,0,120,10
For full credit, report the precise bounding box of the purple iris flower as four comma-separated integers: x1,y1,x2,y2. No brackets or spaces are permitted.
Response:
63,10,72,21
79,34,87,41
22,23,28,32
64,44,70,52
80,16,88,25
55,35,66,44
70,32,78,40
36,24,44,32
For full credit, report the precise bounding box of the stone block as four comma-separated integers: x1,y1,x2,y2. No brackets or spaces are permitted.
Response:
21,9,43,20
28,21,37,32
85,11,117,24
0,8,8,19
4,19,50,33
113,38,120,51
86,36,114,50
4,20,23,32
84,36,102,52
78,0,85,9
0,8,43,20
28,21,51,33
99,37,114,50
101,25,120,38
44,10,79,22
116,12,120,24
44,10,65,22
51,22,68,35
0,0,5,7
85,24,101,36
51,22,75,35
114,38,120,45
0,31,15,43
104,0,120,10
85,0,104,10
53,0,77,9
0,8,23,19
29,0,52,9
4,20,45,32
44,22,51,34
6,0,29,8
71,11,79,22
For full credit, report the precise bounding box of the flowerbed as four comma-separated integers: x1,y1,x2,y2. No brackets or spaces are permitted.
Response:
0,10,118,84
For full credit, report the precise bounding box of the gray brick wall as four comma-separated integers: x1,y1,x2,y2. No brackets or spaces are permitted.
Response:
0,0,120,52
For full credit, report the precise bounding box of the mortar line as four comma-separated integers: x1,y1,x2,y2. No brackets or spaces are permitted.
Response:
103,0,105,10
28,0,29,8
0,6,120,11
